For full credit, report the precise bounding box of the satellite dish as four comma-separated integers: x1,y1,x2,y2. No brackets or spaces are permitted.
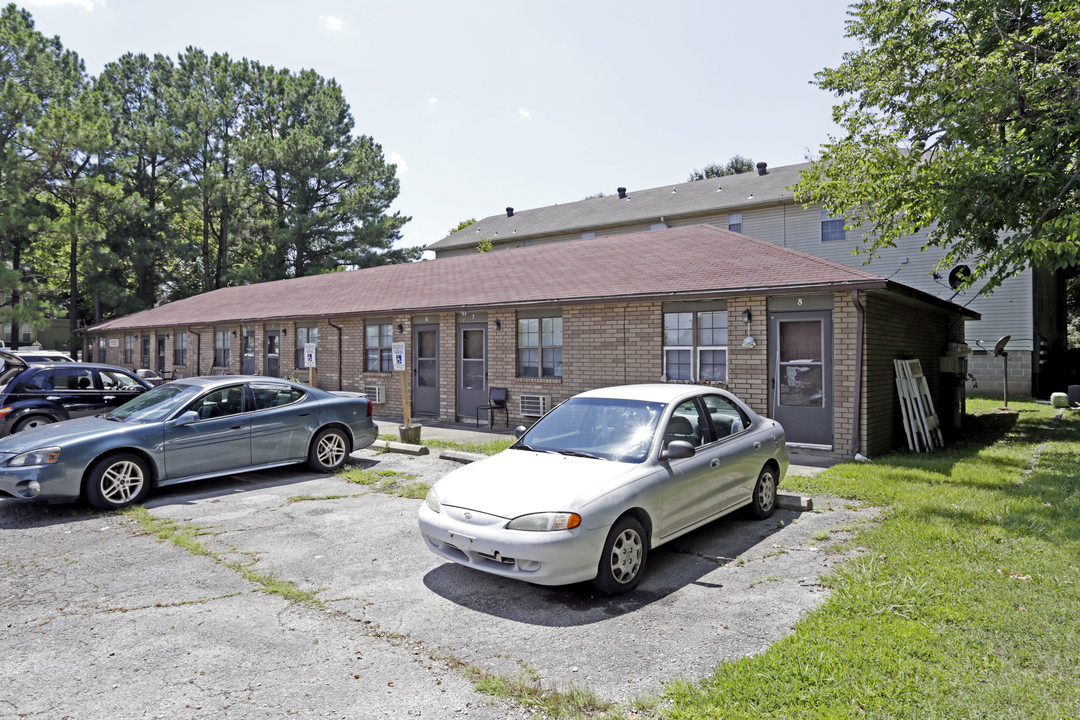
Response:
993,335,1011,356
947,265,971,290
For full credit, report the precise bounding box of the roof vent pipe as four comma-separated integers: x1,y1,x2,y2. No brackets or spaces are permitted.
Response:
506,207,514,217
756,162,768,176
617,187,628,199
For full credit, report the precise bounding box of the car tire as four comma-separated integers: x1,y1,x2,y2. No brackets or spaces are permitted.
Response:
84,453,151,510
750,465,778,519
592,516,648,595
13,415,53,433
307,427,351,472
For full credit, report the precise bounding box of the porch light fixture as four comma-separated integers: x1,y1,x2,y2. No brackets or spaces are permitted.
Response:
396,323,404,334
494,319,501,331
281,328,287,336
741,309,756,349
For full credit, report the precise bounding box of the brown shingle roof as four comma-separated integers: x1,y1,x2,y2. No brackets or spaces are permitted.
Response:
89,225,890,331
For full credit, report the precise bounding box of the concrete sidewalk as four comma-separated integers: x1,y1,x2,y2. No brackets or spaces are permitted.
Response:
373,416,833,477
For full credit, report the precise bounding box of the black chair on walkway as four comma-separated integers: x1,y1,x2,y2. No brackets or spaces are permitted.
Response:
476,387,509,427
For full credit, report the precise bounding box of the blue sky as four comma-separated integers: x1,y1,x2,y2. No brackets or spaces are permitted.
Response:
19,0,858,252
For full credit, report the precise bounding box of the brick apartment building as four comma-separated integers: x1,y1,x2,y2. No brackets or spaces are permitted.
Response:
85,225,977,460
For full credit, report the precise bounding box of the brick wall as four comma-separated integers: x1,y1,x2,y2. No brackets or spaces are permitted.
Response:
861,291,967,457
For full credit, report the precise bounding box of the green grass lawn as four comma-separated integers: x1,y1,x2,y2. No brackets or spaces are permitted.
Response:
664,398,1079,719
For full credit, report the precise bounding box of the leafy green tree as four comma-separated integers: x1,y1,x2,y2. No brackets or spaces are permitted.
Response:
793,0,1080,292
95,52,184,316
0,4,84,336
448,218,476,234
687,155,755,182
243,64,411,279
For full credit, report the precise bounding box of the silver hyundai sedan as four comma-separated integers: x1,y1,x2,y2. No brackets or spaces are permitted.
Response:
0,376,377,510
418,384,788,594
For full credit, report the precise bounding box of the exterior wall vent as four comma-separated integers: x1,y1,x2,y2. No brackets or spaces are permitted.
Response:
518,394,550,417
362,385,386,404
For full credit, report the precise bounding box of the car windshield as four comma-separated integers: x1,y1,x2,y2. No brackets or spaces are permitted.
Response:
513,397,666,463
105,382,204,423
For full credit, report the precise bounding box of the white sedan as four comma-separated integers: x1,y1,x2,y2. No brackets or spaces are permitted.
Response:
418,384,788,594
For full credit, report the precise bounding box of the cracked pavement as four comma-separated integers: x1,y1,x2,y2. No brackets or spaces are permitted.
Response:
1,448,874,718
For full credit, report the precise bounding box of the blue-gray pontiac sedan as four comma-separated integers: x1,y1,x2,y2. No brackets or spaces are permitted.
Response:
0,376,377,510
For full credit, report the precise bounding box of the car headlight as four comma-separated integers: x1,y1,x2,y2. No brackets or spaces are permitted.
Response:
424,488,441,513
506,512,582,532
7,447,62,467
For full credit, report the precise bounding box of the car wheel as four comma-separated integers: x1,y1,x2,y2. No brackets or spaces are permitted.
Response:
307,427,351,472
84,453,151,510
13,415,52,433
750,465,778,519
592,516,648,595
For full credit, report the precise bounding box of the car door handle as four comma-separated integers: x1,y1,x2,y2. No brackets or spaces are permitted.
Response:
298,412,310,417
230,425,243,430
104,395,116,400
47,396,61,401
710,459,721,469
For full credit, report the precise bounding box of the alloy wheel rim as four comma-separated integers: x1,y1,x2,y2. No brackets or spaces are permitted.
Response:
317,434,346,467
760,472,776,512
101,461,145,504
609,528,642,584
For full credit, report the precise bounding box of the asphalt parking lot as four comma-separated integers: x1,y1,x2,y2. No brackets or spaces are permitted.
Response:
1,447,874,718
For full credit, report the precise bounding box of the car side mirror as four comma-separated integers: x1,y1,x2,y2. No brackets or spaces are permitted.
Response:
514,425,527,439
661,440,696,461
166,410,199,428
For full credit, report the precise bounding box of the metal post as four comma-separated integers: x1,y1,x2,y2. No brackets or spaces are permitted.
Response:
1002,352,1009,409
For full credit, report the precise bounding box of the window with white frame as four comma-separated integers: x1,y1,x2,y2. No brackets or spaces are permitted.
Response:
728,212,742,233
174,331,187,365
518,313,562,378
214,329,230,368
295,325,318,369
124,333,136,364
663,305,728,382
821,209,846,242
365,322,393,373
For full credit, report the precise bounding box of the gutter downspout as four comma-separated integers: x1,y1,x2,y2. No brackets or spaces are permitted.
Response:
850,291,865,458
192,329,202,376
326,319,343,391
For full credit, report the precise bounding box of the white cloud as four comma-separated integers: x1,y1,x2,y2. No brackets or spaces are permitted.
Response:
318,14,343,33
518,108,532,120
21,0,104,10
388,151,408,172
428,97,439,105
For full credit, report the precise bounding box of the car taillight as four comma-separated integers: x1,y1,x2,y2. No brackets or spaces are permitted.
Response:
366,400,373,418
0,406,11,419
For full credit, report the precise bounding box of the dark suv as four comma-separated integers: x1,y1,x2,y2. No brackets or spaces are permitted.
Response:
0,350,151,436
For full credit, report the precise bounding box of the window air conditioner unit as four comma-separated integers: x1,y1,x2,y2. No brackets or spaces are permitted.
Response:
519,394,550,417
362,385,385,404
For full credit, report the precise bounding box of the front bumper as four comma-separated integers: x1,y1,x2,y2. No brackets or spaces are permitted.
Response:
0,460,80,502
417,503,607,586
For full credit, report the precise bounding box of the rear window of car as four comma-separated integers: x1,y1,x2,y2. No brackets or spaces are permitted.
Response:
251,383,305,410
47,367,95,390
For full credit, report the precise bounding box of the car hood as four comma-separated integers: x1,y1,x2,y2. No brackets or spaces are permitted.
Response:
432,449,640,519
0,415,142,453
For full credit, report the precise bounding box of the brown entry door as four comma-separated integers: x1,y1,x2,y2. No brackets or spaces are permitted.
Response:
413,325,439,415
455,324,486,420
769,311,833,447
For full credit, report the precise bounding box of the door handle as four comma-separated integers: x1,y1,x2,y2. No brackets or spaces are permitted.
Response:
298,412,310,417
47,396,61,401
753,441,762,450
710,459,721,469
104,395,116,400
230,425,243,430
